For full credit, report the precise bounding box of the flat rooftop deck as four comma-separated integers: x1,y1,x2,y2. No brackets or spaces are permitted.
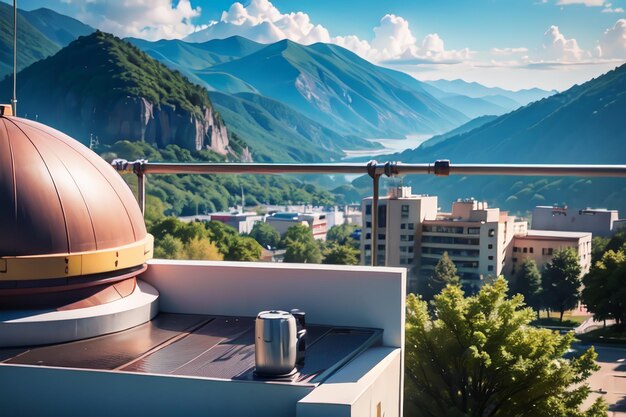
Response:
0,313,381,386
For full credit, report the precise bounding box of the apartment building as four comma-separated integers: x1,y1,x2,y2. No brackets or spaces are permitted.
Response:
511,230,592,276
421,200,526,292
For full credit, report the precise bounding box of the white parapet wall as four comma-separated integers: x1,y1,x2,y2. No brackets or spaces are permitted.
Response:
142,260,406,348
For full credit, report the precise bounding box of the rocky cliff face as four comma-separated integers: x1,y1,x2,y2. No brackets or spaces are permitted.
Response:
98,96,229,154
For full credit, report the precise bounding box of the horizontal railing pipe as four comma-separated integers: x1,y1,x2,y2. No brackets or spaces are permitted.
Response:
111,160,626,178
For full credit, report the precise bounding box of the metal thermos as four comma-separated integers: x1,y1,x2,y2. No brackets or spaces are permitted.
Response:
255,310,307,376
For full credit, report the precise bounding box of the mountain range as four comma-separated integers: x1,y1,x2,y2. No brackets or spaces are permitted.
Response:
349,64,626,213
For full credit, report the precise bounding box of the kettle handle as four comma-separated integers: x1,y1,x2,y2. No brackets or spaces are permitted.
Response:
296,329,307,365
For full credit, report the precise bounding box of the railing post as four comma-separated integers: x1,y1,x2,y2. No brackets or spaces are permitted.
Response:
367,161,383,267
133,160,146,216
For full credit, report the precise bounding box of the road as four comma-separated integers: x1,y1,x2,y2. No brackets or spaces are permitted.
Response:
572,342,626,416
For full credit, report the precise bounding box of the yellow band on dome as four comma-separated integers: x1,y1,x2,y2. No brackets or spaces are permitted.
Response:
0,235,153,281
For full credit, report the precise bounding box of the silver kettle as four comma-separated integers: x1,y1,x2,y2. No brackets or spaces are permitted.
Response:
255,309,306,376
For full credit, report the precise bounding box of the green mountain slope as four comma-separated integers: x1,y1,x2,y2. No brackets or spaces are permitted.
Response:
0,31,230,154
376,64,626,213
204,40,467,138
19,7,94,47
210,91,380,162
0,2,59,79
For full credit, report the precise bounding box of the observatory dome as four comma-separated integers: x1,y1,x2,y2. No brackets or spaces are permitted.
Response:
0,114,153,310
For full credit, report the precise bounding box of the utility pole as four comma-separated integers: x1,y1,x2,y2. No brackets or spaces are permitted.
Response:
11,0,17,116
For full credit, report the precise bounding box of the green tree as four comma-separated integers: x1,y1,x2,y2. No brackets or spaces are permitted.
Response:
582,248,626,330
542,247,582,322
226,236,263,261
510,258,542,313
283,224,322,264
591,236,610,264
322,242,359,265
182,237,223,261
249,222,280,249
326,223,359,248
405,277,607,417
153,234,184,259
422,252,460,299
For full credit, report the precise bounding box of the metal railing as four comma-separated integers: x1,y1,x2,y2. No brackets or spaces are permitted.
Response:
111,159,626,266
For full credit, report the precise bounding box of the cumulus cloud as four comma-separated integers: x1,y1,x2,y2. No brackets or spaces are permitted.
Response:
71,0,204,40
601,3,625,12
185,2,470,65
596,19,626,57
541,25,586,61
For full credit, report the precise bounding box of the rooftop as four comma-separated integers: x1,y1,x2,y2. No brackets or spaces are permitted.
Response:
523,230,592,239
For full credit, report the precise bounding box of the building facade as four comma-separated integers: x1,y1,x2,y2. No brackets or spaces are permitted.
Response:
266,212,328,240
511,230,592,276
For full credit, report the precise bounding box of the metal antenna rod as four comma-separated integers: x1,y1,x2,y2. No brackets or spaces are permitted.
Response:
11,0,18,116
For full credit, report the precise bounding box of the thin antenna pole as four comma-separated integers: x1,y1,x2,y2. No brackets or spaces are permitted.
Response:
11,0,17,116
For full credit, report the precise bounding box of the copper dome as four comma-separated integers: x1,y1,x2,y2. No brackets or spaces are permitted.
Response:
0,115,153,309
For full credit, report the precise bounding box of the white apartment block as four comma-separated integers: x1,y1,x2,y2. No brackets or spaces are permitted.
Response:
511,230,592,276
361,187,437,292
532,205,622,237
421,200,525,293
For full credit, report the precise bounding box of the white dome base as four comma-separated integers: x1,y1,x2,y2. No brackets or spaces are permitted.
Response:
0,279,159,347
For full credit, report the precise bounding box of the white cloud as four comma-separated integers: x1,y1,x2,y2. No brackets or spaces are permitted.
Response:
185,2,470,65
602,3,625,12
541,25,586,61
596,19,626,57
71,0,204,40
490,47,529,55
556,0,605,6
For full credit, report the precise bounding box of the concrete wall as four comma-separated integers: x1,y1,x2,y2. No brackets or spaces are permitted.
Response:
141,260,406,348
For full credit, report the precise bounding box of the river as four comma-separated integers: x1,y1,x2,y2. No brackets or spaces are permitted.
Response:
342,134,432,161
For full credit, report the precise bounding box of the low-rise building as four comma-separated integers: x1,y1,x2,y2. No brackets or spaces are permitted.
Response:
511,230,592,276
267,212,328,240
180,212,263,234
532,205,622,237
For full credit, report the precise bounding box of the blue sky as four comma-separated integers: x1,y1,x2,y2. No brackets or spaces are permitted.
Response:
15,0,626,90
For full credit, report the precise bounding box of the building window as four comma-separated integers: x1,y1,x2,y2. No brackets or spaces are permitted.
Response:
364,245,371,250
408,246,414,253
365,204,371,215
401,205,409,218
513,247,519,253
366,221,372,228
542,248,554,256
408,223,415,230
488,229,495,237
377,245,385,251
529,247,534,254
488,255,494,260
488,244,493,249
366,233,371,240
523,248,528,253
401,235,414,242
400,247,407,252
468,227,480,235
488,265,494,272
378,234,385,240
401,223,406,229
378,205,387,228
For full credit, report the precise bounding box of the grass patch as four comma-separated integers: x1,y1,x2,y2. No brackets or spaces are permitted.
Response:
577,325,626,344
531,317,582,329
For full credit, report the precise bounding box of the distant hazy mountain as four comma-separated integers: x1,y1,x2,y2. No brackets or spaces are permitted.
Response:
425,79,554,106
210,91,380,162
0,31,231,155
372,64,626,213
127,36,264,71
202,40,468,137
416,115,499,149
18,7,94,47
